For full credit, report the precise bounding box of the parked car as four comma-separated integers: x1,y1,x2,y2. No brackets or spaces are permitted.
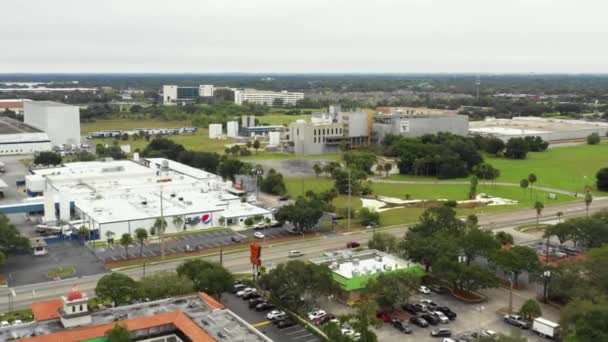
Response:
232,283,246,293
12,320,22,326
419,285,431,294
429,285,449,294
254,222,268,230
307,309,327,321
255,302,275,311
313,313,337,326
420,313,440,326
442,338,456,342
346,241,360,248
504,314,530,329
431,328,452,337
341,328,361,339
410,316,429,328
480,330,498,339
0,321,8,327
432,311,450,324
248,298,264,308
376,311,392,323
421,299,439,308
402,303,419,315
276,318,297,329
231,235,244,243
391,319,413,334
436,306,457,320
253,232,265,239
456,334,475,342
288,250,304,258
236,287,256,297
242,292,261,300
267,310,286,320
532,317,560,339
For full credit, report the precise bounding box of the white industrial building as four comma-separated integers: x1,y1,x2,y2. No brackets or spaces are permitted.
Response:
226,121,239,138
0,117,52,155
162,84,215,105
24,101,81,146
25,158,272,239
234,89,304,106
208,124,223,139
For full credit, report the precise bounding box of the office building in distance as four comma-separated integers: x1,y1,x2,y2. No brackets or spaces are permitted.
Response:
288,105,370,155
234,89,304,106
372,107,469,143
162,84,215,105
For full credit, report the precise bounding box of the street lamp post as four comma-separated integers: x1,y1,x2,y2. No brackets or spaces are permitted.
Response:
543,270,552,303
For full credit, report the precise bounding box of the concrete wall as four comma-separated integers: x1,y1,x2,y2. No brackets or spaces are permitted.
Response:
290,122,343,155
340,111,368,137
209,124,223,139
227,121,239,137
374,115,469,142
162,85,178,105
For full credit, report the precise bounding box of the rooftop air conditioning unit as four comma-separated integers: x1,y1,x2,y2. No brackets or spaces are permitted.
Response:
141,201,147,205
171,193,176,197
178,197,183,201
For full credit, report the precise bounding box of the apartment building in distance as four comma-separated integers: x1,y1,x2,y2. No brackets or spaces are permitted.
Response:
234,89,304,106
162,85,214,105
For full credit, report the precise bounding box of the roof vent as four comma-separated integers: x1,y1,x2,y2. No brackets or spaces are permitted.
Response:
141,201,147,205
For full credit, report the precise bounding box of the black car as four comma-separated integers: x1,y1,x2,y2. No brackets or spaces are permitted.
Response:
402,303,419,315
391,319,412,334
420,313,440,326
242,292,261,300
410,316,429,328
436,306,457,320
248,298,264,308
255,302,276,311
276,318,297,329
430,328,452,337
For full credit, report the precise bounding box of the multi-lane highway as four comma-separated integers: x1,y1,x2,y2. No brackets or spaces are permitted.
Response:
1,197,606,312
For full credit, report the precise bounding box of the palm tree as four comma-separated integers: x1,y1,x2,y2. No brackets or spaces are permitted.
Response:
556,211,564,223
520,179,529,195
153,218,167,260
105,230,115,245
172,215,184,231
120,233,133,259
384,163,392,177
528,173,538,197
534,201,544,227
584,190,593,216
78,226,90,245
134,228,148,258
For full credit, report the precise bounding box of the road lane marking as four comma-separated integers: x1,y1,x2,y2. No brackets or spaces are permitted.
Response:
252,320,271,327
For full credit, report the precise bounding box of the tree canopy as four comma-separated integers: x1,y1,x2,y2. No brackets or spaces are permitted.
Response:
96,273,138,306
176,259,233,298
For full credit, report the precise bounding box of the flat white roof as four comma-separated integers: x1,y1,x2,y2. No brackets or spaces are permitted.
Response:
310,249,415,279
31,159,270,224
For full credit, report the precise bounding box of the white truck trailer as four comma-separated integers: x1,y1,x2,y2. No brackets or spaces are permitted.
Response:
532,317,560,339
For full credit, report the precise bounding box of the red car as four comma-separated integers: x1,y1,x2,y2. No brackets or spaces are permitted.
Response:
376,311,392,323
346,241,360,248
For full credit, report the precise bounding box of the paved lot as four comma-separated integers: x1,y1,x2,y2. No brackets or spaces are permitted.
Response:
255,158,337,177
0,241,106,286
317,287,559,342
91,226,296,262
222,292,321,342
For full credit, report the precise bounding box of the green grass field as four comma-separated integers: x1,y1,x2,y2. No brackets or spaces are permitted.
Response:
388,143,608,193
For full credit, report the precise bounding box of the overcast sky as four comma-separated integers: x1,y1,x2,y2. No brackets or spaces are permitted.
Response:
2,0,607,73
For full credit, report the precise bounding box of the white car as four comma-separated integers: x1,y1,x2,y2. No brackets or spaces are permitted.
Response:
419,285,431,294
236,287,256,297
12,320,22,325
443,339,456,342
288,250,304,258
267,310,286,320
433,311,450,324
254,232,265,239
0,321,9,327
308,309,327,321
481,330,498,339
341,328,361,339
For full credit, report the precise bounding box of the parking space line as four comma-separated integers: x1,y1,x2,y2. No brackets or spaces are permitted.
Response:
286,329,307,335
252,320,271,327
293,333,314,340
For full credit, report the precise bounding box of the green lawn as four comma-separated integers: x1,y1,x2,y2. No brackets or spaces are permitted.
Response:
485,143,608,193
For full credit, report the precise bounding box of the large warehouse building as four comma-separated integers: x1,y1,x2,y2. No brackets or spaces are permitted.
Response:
25,158,271,239
470,117,608,142
0,117,52,155
373,107,469,143
24,101,81,146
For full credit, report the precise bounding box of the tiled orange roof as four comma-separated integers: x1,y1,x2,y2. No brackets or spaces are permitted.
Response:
198,292,224,310
19,311,216,342
31,299,63,321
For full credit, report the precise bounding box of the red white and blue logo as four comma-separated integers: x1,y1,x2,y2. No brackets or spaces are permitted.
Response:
201,213,212,225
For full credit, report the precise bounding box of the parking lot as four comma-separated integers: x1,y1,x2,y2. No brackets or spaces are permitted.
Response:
222,291,321,342
91,226,296,262
316,286,558,342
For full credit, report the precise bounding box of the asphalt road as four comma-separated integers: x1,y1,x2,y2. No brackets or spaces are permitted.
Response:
1,197,606,312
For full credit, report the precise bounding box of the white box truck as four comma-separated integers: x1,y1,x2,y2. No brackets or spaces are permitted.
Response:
532,317,560,339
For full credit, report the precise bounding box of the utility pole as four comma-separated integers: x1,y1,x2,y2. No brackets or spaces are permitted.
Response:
347,168,351,231
508,272,514,314
475,75,481,105
160,186,165,260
